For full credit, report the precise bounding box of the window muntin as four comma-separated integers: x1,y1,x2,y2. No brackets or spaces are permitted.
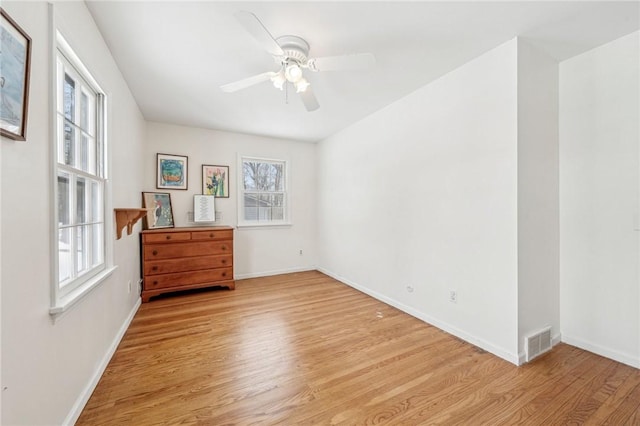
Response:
55,45,106,297
240,158,288,225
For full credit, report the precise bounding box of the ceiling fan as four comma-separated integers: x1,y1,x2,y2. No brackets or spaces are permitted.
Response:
220,11,376,112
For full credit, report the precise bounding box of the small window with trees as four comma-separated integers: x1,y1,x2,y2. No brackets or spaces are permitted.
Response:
238,157,289,226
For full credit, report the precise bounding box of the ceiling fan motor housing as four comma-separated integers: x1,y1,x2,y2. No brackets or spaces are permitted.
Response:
275,35,310,66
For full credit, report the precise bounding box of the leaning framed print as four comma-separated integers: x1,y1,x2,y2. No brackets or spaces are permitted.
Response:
157,153,188,190
141,192,175,229
0,8,32,141
202,164,229,198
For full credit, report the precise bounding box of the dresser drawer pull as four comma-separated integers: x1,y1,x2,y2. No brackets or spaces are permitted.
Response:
152,266,158,271
153,280,158,286
222,245,227,251
166,235,171,240
209,233,214,238
221,259,227,264
152,250,158,256
222,272,227,277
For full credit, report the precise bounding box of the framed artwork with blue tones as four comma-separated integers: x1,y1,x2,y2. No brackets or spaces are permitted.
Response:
0,8,31,141
157,153,188,190
202,164,229,198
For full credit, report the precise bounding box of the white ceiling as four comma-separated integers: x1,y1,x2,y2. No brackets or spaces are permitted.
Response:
85,1,639,143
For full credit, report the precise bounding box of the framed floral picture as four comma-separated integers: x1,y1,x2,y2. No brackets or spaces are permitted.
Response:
0,9,32,141
202,164,229,198
141,192,174,229
157,153,188,190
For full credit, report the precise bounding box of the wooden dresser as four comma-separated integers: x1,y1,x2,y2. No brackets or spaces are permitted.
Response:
140,226,234,302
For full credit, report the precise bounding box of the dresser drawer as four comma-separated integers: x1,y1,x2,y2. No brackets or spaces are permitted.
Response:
143,232,192,243
144,254,232,275
144,267,233,290
191,229,233,241
144,241,233,260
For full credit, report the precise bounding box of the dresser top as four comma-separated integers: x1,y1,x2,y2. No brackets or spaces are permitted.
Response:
141,226,233,234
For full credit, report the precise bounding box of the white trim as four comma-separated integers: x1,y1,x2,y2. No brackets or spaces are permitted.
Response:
318,267,521,366
561,333,640,369
50,266,117,320
235,266,316,280
51,27,113,311
62,297,141,426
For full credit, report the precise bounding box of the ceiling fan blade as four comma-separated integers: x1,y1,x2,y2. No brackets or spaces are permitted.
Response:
235,11,284,57
220,72,275,93
308,53,375,72
299,87,320,112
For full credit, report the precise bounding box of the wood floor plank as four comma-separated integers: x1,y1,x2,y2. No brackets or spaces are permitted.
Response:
76,271,640,425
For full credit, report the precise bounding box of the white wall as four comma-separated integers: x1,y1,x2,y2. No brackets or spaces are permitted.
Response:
560,31,640,368
516,39,560,358
145,123,317,278
1,2,147,425
317,40,521,363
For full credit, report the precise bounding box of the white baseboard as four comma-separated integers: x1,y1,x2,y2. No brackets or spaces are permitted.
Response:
63,297,142,426
318,267,520,366
235,266,316,280
561,333,640,369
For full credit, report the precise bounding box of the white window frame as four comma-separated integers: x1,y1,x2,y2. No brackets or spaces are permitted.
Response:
237,155,291,228
50,30,115,317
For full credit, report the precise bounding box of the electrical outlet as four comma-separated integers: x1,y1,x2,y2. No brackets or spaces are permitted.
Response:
449,290,457,303
215,211,222,220
406,285,414,293
299,249,303,256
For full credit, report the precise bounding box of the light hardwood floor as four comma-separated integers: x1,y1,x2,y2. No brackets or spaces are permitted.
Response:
77,271,640,425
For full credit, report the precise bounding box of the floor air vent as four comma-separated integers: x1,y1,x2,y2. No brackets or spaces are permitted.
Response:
525,327,552,362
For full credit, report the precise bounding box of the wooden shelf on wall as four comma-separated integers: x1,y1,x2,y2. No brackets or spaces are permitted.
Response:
114,208,149,239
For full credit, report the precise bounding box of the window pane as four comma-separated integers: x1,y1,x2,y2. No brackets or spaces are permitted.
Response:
58,227,72,284
58,173,71,226
81,91,88,129
272,163,284,191
76,225,87,274
272,207,284,220
80,133,88,172
76,177,87,224
82,134,96,174
91,180,102,222
63,120,75,166
244,193,257,221
243,161,257,190
91,223,104,267
64,74,75,121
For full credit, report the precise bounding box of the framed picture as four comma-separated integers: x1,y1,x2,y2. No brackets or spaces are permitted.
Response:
157,153,188,190
141,192,175,229
0,8,32,141
202,164,229,198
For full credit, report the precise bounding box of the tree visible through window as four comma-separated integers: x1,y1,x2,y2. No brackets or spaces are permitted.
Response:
240,158,287,224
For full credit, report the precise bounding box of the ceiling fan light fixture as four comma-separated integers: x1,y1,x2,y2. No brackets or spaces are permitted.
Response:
295,78,310,93
284,62,303,83
271,71,285,90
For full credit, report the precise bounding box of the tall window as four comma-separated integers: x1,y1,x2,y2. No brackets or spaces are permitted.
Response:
54,35,107,305
239,157,289,226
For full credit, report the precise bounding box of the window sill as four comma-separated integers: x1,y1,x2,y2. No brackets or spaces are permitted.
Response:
236,222,292,230
50,265,118,320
